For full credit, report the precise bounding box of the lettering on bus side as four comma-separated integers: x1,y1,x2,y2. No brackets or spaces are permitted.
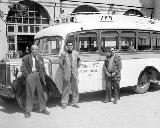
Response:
147,20,156,24
100,15,113,22
79,63,99,77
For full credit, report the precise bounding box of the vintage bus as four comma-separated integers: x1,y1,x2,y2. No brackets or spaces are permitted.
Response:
34,12,160,94
0,12,160,108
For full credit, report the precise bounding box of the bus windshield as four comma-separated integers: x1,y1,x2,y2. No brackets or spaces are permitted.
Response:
36,36,62,55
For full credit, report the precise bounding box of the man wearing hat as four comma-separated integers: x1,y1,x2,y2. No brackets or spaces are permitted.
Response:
103,47,122,104
60,40,81,109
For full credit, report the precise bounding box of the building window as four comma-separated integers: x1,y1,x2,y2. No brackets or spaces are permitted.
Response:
18,26,22,32
124,9,143,17
6,1,50,35
72,5,99,13
8,26,14,32
23,26,28,33
8,36,15,51
30,26,34,33
35,26,40,33
7,1,50,25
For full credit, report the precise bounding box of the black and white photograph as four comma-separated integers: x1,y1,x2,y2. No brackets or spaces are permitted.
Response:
0,0,160,128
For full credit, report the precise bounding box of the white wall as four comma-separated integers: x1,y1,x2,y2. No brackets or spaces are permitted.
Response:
0,20,7,60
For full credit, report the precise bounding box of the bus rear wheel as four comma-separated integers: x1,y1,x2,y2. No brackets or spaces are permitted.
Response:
135,71,150,94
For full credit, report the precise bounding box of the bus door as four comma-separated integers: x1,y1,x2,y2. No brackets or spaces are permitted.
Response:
76,31,104,92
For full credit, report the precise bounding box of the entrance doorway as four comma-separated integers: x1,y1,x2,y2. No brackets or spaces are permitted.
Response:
17,35,34,56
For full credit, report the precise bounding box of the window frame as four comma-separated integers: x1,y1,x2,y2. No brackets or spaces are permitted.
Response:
37,36,63,55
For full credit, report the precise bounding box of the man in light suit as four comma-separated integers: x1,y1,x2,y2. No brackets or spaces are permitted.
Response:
60,41,81,109
103,47,122,104
21,44,50,118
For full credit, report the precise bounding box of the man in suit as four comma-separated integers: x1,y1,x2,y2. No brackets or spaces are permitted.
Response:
103,47,122,104
60,40,81,109
21,44,50,118
22,46,30,57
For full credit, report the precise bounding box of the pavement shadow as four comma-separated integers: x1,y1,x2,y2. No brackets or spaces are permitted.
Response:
0,98,23,114
78,86,135,103
0,85,159,113
0,96,60,114
148,84,160,92
79,91,105,103
78,85,160,103
47,97,61,108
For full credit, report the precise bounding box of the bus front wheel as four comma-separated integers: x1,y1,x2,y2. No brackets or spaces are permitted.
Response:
135,71,150,94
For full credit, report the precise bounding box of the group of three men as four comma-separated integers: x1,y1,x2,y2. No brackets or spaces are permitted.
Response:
21,41,122,118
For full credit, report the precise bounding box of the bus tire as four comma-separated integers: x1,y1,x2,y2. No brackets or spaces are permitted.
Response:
134,71,150,94
134,82,150,94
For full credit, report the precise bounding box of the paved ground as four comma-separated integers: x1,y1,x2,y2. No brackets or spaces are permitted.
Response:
0,85,160,128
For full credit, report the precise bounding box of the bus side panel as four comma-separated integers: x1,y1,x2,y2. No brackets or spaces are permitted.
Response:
78,61,106,93
120,58,160,88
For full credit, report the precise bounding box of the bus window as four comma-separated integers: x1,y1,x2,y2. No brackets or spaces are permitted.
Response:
121,31,136,51
101,31,118,52
78,32,98,52
44,41,49,54
38,36,61,55
38,38,47,54
152,33,160,50
138,32,151,50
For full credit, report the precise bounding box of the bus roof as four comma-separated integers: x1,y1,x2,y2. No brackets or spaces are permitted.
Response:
34,14,160,39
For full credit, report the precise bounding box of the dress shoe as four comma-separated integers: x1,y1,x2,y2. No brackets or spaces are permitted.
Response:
24,112,31,118
113,100,117,104
113,98,117,104
104,99,111,103
41,109,50,115
113,89,118,104
72,103,80,108
62,104,67,109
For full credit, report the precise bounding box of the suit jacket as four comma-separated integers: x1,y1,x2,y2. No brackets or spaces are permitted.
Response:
104,54,122,81
20,54,46,85
60,50,80,80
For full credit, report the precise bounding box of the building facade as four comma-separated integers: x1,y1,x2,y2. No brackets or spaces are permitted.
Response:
0,0,160,57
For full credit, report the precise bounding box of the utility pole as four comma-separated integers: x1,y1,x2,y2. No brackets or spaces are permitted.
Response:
60,0,62,14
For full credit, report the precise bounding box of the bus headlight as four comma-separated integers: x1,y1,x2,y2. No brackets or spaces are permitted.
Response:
11,66,19,78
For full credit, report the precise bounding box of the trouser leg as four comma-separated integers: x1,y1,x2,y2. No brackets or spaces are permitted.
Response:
36,73,46,111
112,80,120,104
117,81,120,100
25,73,36,112
71,73,79,104
105,78,112,103
61,78,71,105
